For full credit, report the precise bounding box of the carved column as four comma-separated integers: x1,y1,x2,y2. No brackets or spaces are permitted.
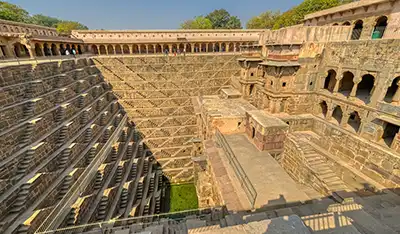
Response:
340,112,350,127
349,78,361,98
105,46,109,55
325,104,335,121
41,44,46,57
145,44,149,54
391,82,400,104
138,45,141,54
153,44,156,54
129,45,133,54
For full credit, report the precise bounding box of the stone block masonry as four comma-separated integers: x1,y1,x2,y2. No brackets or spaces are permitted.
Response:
0,58,163,234
94,54,242,183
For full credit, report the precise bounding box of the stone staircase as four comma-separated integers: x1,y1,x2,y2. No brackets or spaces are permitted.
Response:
293,132,349,196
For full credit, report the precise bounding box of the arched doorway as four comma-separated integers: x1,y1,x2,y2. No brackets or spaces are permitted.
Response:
319,101,328,117
91,45,99,54
51,44,58,55
155,44,162,54
148,45,154,54
207,43,213,52
178,44,184,53
348,111,361,132
34,43,43,57
229,43,234,52
60,44,65,55
221,43,226,52
99,45,106,55
351,20,363,40
66,44,71,53
372,16,388,39
186,44,192,53
215,43,220,52
132,45,139,54
107,45,114,54
356,74,375,103
123,45,130,54
172,44,177,53
194,43,200,53
115,45,122,54
384,77,400,103
323,70,337,92
13,43,30,58
77,45,82,54
44,43,51,56
338,71,354,96
139,44,146,54
201,43,206,52
332,106,343,125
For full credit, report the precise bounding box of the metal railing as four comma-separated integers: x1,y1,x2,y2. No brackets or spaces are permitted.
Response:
35,206,226,234
215,129,257,209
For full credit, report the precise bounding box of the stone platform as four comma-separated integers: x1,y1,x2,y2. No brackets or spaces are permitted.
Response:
221,133,310,209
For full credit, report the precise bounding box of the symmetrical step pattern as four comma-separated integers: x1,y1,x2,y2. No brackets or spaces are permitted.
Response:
0,59,135,234
94,55,241,182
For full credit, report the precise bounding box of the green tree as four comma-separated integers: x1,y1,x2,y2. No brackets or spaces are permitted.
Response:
246,11,281,29
226,16,242,29
205,9,242,29
0,1,30,23
30,14,61,28
272,0,351,29
56,21,88,34
180,16,213,29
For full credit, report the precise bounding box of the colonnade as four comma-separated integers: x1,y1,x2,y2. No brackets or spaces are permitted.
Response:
2,42,86,59
89,42,254,55
321,69,400,105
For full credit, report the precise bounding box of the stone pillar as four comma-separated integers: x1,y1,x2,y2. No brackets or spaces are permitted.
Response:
206,44,208,53
105,46,109,55
212,43,215,52
184,44,187,52
41,45,46,57
392,84,400,104
168,44,172,53
26,44,35,59
129,45,133,54
234,43,237,52
326,106,335,121
218,42,222,52
340,112,349,127
161,44,164,53
349,80,360,98
138,45,141,54
333,78,340,93
145,44,149,54
153,45,156,54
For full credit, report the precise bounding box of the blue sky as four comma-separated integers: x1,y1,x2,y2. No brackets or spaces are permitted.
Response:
7,0,303,29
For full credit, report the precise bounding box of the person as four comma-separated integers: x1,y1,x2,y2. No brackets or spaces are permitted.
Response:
65,50,70,56
164,48,169,57
72,49,76,58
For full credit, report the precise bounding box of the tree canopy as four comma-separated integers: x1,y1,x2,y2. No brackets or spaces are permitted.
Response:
180,16,213,29
0,1,88,33
180,9,242,29
0,1,30,23
56,21,88,34
246,0,353,30
246,11,280,29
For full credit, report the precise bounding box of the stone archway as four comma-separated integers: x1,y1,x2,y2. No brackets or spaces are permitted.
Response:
332,105,343,125
372,16,388,39
356,74,375,103
319,101,328,117
92,45,99,54
115,45,122,54
34,43,43,57
323,69,337,92
384,77,400,103
348,111,361,132
13,43,30,58
51,43,58,55
338,71,354,97
99,45,106,55
351,20,363,40
122,45,130,54
107,45,114,54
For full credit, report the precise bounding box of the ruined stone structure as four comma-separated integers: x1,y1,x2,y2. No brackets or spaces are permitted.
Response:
2,0,400,233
